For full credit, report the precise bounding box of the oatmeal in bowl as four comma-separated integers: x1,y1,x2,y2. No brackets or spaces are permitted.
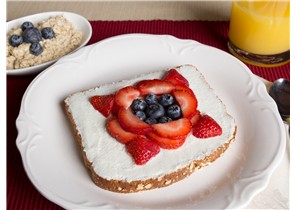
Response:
6,12,92,75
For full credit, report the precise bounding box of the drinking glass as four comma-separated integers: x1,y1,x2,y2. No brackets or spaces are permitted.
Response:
228,0,290,67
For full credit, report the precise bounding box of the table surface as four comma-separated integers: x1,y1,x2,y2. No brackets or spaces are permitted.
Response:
7,20,290,210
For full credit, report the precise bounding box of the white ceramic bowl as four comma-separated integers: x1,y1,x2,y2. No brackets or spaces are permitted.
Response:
6,11,92,76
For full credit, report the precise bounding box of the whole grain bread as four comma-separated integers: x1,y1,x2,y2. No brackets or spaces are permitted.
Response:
64,65,237,193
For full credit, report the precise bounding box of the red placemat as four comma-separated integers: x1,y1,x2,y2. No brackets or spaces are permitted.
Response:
7,20,290,210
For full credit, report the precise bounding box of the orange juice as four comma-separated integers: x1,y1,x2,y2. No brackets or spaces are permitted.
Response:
228,0,290,55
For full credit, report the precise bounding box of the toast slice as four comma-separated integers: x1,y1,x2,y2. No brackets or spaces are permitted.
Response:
64,64,237,193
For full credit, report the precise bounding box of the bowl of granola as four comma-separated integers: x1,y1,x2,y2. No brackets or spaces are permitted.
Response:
6,11,92,76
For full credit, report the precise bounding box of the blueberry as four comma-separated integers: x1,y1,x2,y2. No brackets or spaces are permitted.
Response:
41,27,55,39
158,116,172,123
22,27,42,43
146,103,165,119
167,104,182,119
9,35,23,47
145,94,158,105
159,94,174,107
30,42,43,56
21,21,34,31
145,118,157,125
134,110,146,121
131,99,147,111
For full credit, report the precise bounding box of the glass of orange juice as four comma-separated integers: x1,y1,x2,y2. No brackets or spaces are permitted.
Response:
228,0,290,67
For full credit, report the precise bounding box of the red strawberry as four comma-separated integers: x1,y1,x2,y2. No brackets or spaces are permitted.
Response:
117,108,152,135
115,86,140,108
137,79,175,95
90,94,115,117
152,118,192,138
173,90,198,118
175,84,195,96
107,117,139,144
189,110,201,126
192,115,222,138
162,69,189,87
126,137,160,165
147,132,186,149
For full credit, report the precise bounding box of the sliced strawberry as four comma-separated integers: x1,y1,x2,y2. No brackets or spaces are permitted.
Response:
147,132,186,149
126,137,160,165
162,69,189,87
192,115,222,138
90,94,115,117
136,79,175,95
189,109,201,126
173,90,198,118
152,118,192,138
175,84,195,96
107,117,139,144
115,86,140,108
117,108,152,135
111,101,121,117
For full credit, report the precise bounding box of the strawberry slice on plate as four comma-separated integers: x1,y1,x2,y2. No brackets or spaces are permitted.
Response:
126,137,160,165
118,108,152,135
107,116,139,144
163,69,189,87
147,132,186,149
152,118,192,138
173,89,198,118
90,94,115,117
115,86,140,108
137,79,175,95
192,114,222,138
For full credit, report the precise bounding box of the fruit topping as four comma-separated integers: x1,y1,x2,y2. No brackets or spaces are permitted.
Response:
21,21,34,31
41,27,55,39
166,104,182,119
146,103,165,119
9,35,23,47
134,110,147,121
22,27,42,43
175,85,195,96
107,117,139,144
144,94,158,104
192,115,222,138
147,132,186,149
144,118,157,125
126,137,160,165
118,108,152,135
173,90,198,118
8,21,55,57
163,69,189,87
131,98,147,111
137,79,175,95
30,42,43,56
152,118,192,138
89,68,223,165
159,94,174,107
115,86,140,108
158,116,172,123
90,94,115,117
189,110,201,126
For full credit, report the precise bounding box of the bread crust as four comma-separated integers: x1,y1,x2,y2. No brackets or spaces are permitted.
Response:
64,65,237,193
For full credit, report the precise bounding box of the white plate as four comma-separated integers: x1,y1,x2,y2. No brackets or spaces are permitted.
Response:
6,11,92,76
16,34,286,209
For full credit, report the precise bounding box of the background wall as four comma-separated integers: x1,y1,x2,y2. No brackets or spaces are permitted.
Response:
7,1,232,21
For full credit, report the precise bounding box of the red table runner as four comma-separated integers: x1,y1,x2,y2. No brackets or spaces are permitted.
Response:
7,20,290,210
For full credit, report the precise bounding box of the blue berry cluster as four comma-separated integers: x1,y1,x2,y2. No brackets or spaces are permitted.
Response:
131,94,182,124
9,21,55,56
